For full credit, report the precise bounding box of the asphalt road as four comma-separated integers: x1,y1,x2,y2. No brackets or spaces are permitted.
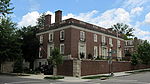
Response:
0,72,150,84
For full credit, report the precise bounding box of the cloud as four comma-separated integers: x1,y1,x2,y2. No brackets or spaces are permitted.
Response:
144,12,150,24
123,0,149,9
63,8,130,28
18,11,40,27
130,7,143,15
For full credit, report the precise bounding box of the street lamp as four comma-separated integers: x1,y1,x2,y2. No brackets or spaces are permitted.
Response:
108,48,114,76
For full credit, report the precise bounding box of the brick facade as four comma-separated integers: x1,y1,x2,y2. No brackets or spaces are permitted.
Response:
35,10,127,76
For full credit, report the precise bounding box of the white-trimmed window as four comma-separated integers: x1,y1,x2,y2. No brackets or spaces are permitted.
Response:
117,40,121,47
80,31,85,41
60,44,65,54
109,38,113,47
40,35,43,44
94,34,97,42
49,32,53,42
102,35,106,43
60,30,65,40
94,46,98,58
39,47,42,58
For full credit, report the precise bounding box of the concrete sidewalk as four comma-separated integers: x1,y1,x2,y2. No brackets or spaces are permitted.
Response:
18,71,131,82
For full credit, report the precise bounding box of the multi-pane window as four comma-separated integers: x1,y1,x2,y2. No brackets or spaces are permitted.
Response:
117,40,121,47
49,32,53,42
94,34,97,42
60,30,65,40
109,38,113,47
94,46,98,58
60,44,65,54
102,36,106,43
39,47,42,58
80,31,85,41
40,35,43,44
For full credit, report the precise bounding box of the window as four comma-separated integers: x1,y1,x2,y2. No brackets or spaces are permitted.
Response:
102,36,106,43
101,36,106,46
94,34,97,42
40,35,43,44
60,44,64,54
94,46,98,58
80,31,85,41
117,40,121,47
102,46,108,59
39,47,42,58
49,32,53,42
60,30,65,40
109,38,113,47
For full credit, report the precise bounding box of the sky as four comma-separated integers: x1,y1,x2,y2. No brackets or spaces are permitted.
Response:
10,0,150,41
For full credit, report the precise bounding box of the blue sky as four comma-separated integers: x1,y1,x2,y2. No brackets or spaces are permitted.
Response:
10,0,150,41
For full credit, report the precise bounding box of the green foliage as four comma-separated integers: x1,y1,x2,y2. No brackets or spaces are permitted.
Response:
47,48,63,68
0,0,14,16
36,13,46,28
13,56,23,73
137,40,150,65
111,23,134,40
17,26,39,69
131,53,139,65
0,17,22,64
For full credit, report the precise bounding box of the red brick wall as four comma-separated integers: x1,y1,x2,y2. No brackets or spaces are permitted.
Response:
57,60,73,76
81,60,150,76
81,60,109,76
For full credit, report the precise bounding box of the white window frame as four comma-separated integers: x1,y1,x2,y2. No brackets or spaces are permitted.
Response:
47,44,54,59
117,40,121,47
39,47,42,58
40,35,43,44
60,30,65,40
80,31,85,41
60,44,65,54
102,35,106,43
94,46,98,58
94,34,97,42
49,32,53,42
109,38,113,47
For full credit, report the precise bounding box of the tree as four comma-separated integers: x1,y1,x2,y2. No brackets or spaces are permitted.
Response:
47,48,63,76
36,13,46,28
111,23,134,40
137,40,150,65
17,26,39,69
0,17,22,69
0,0,14,16
131,53,139,66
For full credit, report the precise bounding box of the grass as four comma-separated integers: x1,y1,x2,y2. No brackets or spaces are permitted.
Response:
82,75,111,79
44,76,64,80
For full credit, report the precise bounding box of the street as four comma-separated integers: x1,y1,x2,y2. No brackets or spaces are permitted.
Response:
0,72,150,84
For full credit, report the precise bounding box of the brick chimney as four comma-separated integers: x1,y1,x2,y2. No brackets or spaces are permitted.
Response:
44,14,51,28
55,10,62,23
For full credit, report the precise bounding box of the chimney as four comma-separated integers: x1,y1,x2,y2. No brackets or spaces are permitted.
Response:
44,14,51,28
55,10,62,23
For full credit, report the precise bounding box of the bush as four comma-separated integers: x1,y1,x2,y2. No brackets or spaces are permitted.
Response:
131,53,139,65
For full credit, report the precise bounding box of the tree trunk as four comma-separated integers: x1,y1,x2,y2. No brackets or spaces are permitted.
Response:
53,66,57,76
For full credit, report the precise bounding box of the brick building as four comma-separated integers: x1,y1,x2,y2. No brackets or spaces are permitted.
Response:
35,10,125,74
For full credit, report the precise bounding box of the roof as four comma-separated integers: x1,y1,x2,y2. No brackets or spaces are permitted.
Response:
37,18,123,38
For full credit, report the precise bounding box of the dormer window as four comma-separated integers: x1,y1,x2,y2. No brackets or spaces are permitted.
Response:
80,31,85,41
60,30,65,40
49,32,53,42
94,34,97,42
40,35,43,44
